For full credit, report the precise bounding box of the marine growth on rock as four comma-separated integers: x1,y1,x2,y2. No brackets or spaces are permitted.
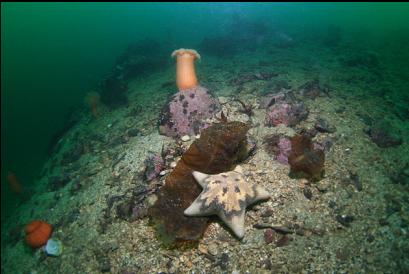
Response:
265,102,309,127
158,86,220,138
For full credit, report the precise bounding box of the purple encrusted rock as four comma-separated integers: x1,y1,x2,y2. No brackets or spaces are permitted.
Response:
265,102,308,127
276,137,292,165
158,86,220,137
313,138,333,153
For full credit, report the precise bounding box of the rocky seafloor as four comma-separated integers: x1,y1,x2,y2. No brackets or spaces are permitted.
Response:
2,39,409,274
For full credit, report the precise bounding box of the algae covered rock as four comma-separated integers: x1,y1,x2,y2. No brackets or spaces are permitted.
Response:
149,121,250,247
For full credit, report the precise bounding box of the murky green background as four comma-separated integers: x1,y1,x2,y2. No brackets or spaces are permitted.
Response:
1,2,408,222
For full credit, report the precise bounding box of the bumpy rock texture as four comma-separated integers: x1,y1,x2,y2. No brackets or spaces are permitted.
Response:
263,91,309,127
158,86,220,138
276,137,293,165
149,121,250,246
265,102,309,127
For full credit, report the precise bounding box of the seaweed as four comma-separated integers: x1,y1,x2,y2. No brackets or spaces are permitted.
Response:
148,121,250,247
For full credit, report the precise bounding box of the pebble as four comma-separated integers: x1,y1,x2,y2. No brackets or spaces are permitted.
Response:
102,241,119,253
303,187,313,200
181,135,191,142
185,260,193,268
127,128,139,137
336,214,354,227
315,118,336,133
198,245,209,255
378,218,389,226
159,170,169,176
170,161,177,168
276,235,290,247
264,228,277,244
316,181,329,192
260,208,274,218
218,253,229,271
349,171,362,191
146,194,158,206
208,243,218,256
336,248,349,261
99,261,111,273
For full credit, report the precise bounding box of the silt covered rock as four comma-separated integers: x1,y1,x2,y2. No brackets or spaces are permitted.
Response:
366,121,403,148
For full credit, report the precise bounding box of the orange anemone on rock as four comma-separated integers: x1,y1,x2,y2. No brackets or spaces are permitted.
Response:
25,220,53,248
7,171,23,194
171,48,201,91
85,91,101,118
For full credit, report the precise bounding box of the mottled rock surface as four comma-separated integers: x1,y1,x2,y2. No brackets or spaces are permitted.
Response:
159,86,220,138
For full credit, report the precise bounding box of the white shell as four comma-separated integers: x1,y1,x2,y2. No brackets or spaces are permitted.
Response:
45,239,63,257
181,135,191,142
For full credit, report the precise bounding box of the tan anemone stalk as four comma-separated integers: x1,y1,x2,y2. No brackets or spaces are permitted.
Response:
171,48,201,91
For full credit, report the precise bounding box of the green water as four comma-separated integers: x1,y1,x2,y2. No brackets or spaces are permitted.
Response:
1,2,409,272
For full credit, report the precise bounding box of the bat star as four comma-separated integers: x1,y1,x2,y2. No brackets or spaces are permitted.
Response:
184,165,270,238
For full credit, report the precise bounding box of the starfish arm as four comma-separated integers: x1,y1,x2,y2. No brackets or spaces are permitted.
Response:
248,185,271,205
254,185,270,200
184,197,214,216
218,210,246,239
234,165,243,174
192,171,210,188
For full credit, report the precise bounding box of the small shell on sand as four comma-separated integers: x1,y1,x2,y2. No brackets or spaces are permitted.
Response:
159,170,170,176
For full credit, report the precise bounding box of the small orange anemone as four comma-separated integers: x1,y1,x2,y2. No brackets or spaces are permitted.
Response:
85,91,101,118
171,48,201,91
7,171,23,194
25,220,53,248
